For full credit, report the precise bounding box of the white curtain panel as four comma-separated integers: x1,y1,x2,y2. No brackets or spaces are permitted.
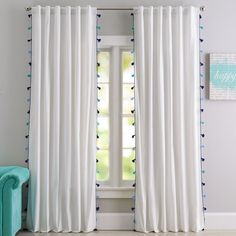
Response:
27,6,97,232
134,6,204,233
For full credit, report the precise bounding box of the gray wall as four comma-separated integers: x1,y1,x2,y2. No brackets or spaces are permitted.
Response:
0,0,236,213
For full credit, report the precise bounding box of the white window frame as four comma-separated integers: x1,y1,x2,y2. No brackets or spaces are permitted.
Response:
97,36,135,194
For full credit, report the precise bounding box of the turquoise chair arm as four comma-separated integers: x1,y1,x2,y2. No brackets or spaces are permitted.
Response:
0,166,29,236
0,166,29,190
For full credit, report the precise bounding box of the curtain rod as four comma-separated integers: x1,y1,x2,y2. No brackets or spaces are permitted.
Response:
25,6,206,11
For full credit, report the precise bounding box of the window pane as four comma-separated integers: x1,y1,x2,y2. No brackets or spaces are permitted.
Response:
98,51,110,82
97,117,109,149
97,150,109,181
122,117,135,148
98,83,109,115
123,84,134,115
122,51,134,83
122,149,135,181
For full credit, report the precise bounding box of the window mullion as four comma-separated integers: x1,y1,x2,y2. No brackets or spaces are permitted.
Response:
110,46,122,187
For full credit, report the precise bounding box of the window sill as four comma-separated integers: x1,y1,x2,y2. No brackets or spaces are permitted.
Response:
96,187,135,199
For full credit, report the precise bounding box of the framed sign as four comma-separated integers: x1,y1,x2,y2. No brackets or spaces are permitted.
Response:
210,53,236,100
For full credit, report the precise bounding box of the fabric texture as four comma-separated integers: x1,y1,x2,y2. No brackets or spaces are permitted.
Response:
134,6,204,233
26,6,97,232
0,166,29,236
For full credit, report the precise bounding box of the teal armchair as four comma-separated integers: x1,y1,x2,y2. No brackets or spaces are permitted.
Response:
0,166,29,236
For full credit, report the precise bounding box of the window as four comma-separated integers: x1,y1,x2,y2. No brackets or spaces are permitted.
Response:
96,36,135,188
97,51,110,182
122,51,135,181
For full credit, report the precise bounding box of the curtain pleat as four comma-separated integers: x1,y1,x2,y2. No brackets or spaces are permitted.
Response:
134,6,204,233
27,6,97,232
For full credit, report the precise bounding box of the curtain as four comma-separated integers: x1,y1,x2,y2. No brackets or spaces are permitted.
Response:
134,6,204,233
27,6,97,232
